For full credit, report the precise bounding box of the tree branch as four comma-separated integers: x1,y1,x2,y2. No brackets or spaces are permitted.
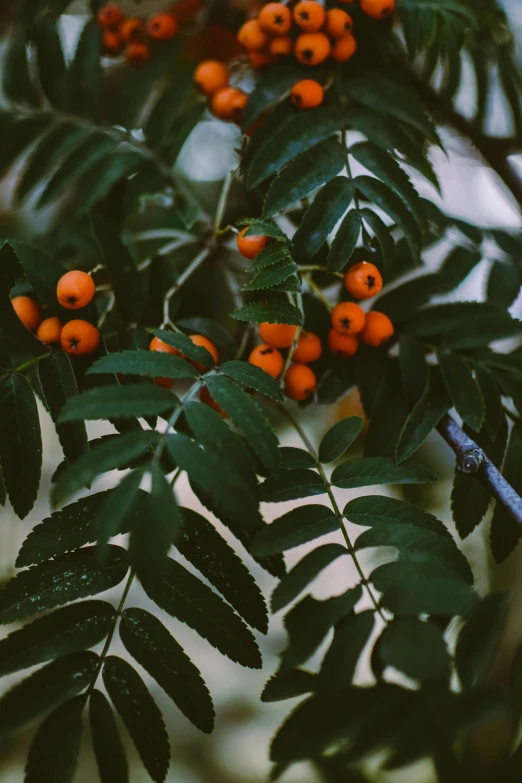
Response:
437,414,522,527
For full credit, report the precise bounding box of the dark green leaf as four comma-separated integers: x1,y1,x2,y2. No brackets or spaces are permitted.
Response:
0,373,42,519
177,507,267,633
0,600,114,677
90,690,129,783
343,75,438,140
88,350,198,380
442,315,522,350
363,362,408,457
378,619,450,682
318,611,375,691
167,433,258,523
58,384,177,422
103,656,170,783
0,651,97,739
141,558,262,668
246,107,341,188
279,446,316,470
241,62,312,128
346,495,473,583
245,259,298,291
67,19,102,117
451,418,508,539
252,504,337,555
80,151,143,212
332,457,436,488
281,587,362,669
293,177,353,258
97,471,146,552
360,208,394,268
355,176,421,255
0,546,128,625
319,416,363,463
264,139,345,217
39,349,88,465
261,668,317,702
396,369,450,463
271,544,347,613
327,209,361,273
399,335,427,407
487,261,522,308
152,329,215,367
3,25,39,106
490,423,522,562
475,367,503,440
7,241,67,310
350,142,423,223
220,360,284,402
129,467,178,580
230,297,303,326
405,302,497,337
120,608,214,733
91,215,145,323
32,14,68,109
25,696,83,783
167,103,206,166
177,316,236,354
17,490,141,567
455,592,511,688
439,352,484,432
16,124,89,204
38,133,116,208
239,218,288,241
144,67,194,149
371,561,478,617
258,469,325,503
205,374,279,472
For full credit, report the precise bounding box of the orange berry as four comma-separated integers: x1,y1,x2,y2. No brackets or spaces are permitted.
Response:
147,13,178,40
236,227,269,259
331,302,365,335
237,19,269,50
295,33,331,65
293,1,325,32
328,329,359,357
259,322,297,349
291,79,324,110
258,3,292,35
37,317,62,345
325,8,353,37
211,87,248,123
193,60,229,96
120,18,145,43
344,261,383,299
61,320,100,356
11,296,42,332
103,29,123,55
292,330,322,363
56,270,95,310
360,311,394,347
126,42,150,66
97,4,123,27
189,334,219,370
248,49,274,69
270,36,293,56
360,0,395,19
331,32,357,62
200,386,227,418
284,364,317,401
249,344,284,378
149,336,180,355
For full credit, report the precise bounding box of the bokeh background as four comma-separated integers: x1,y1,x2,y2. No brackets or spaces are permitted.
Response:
0,1,522,780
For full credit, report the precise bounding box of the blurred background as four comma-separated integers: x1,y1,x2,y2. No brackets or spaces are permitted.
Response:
0,1,521,781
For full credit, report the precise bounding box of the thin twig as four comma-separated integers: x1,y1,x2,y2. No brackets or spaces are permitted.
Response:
437,414,522,527
281,293,305,380
282,406,386,620
161,247,212,327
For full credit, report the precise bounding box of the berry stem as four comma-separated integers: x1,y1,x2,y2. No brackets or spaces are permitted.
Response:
437,413,522,528
282,406,387,622
281,292,304,379
161,246,212,327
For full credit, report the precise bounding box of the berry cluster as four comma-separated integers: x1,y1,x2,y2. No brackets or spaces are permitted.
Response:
237,0,393,70
236,227,394,401
11,271,100,356
97,3,179,66
193,60,249,123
